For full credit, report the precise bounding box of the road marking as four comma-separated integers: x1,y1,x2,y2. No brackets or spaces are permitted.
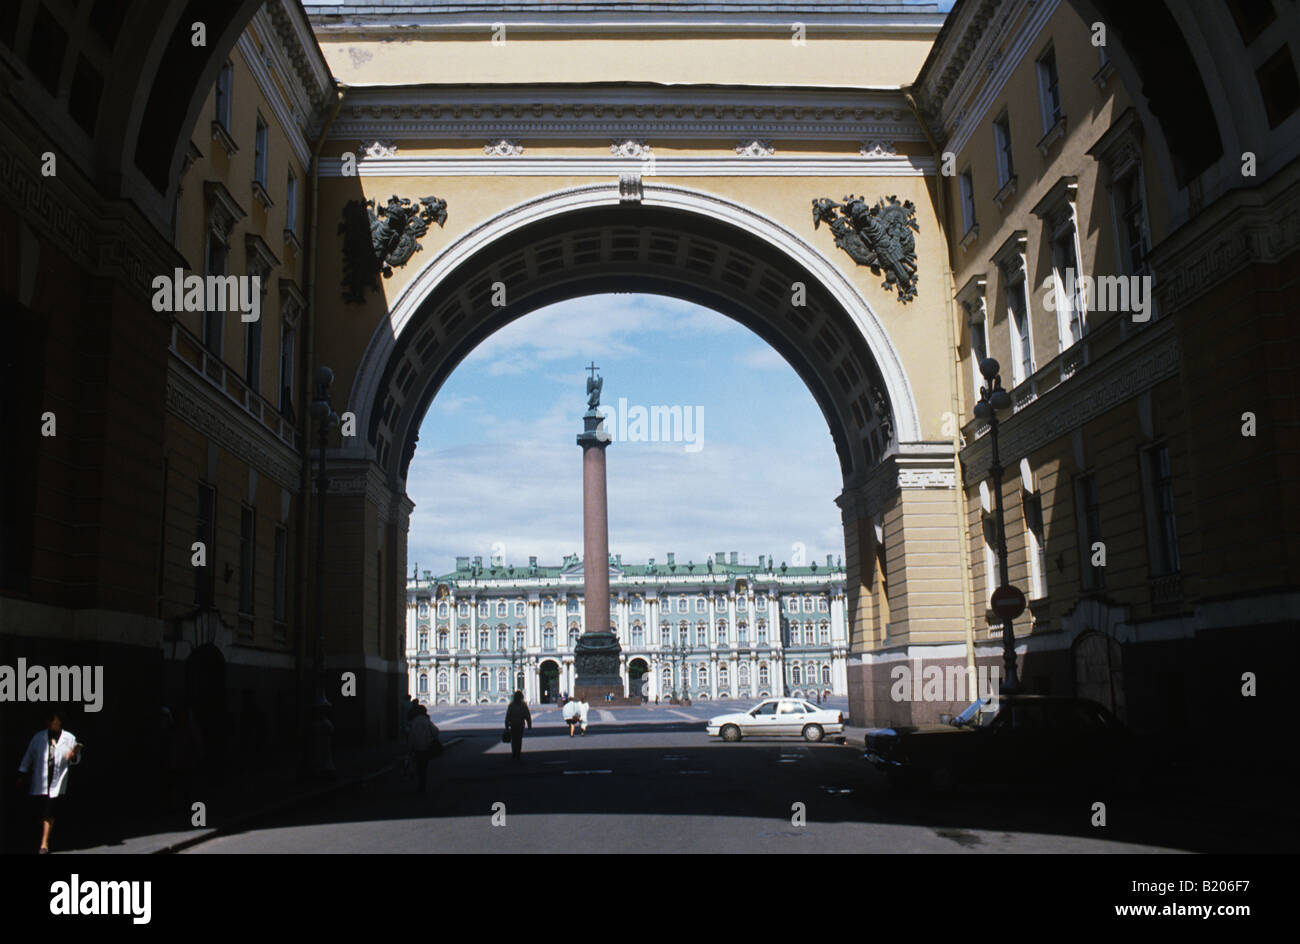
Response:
437,713,477,726
563,769,612,775
667,710,699,721
599,710,615,722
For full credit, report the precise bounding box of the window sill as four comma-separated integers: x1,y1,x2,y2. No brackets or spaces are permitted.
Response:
993,175,1018,210
959,223,980,252
1092,59,1116,91
1037,117,1068,155
211,120,237,158
252,180,274,211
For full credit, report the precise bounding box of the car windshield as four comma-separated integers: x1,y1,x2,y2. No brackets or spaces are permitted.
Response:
952,698,988,725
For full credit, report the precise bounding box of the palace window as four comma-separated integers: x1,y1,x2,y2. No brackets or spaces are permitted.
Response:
478,628,489,649
437,629,447,650
437,670,448,693
716,621,727,644
1050,217,1086,350
631,623,644,647
543,598,555,615
695,597,706,613
479,602,489,617
496,629,507,649
1143,444,1180,575
285,170,298,237
543,624,555,649
418,673,428,694
819,622,830,644
959,169,977,236
677,597,687,613
821,665,832,685
1036,46,1063,132
1004,260,1034,385
514,628,524,649
695,623,707,647
214,61,233,131
418,601,429,618
458,672,469,693
1023,485,1049,600
497,601,507,617
479,671,489,691
757,622,768,644
273,525,287,625
738,622,748,644
418,630,428,651
791,665,802,685
458,629,469,650
993,112,1015,188
631,597,643,613
1074,473,1105,590
438,602,448,618
758,664,770,685
818,597,828,612
757,596,767,610
515,601,525,617
458,602,469,617
568,626,580,648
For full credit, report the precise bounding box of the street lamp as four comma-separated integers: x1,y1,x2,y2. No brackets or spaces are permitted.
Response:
500,636,525,697
306,365,338,778
666,634,692,705
973,357,1021,695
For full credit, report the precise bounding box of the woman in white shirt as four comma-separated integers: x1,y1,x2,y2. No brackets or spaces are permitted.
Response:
16,710,82,854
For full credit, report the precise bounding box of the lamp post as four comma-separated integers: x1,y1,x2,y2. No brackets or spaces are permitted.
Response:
306,365,338,778
501,636,524,697
973,357,1021,695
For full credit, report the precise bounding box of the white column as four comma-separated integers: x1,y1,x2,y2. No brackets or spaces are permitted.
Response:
650,596,659,650
727,594,736,646
709,654,718,699
706,594,716,649
470,656,479,703
618,594,628,638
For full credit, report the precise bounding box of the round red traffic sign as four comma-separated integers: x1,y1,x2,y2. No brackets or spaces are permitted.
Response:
990,584,1027,620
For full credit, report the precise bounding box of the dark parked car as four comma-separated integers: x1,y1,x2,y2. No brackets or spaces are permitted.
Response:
863,695,1133,793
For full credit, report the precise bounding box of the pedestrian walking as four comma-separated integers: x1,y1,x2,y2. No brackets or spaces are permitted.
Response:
504,691,532,761
407,704,441,793
562,696,581,736
15,710,82,854
577,698,590,736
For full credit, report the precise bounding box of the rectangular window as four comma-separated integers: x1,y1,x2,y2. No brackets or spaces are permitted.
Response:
993,114,1015,186
982,513,1000,596
244,314,262,393
1023,490,1048,599
254,116,268,188
273,524,287,623
1074,474,1104,590
214,61,233,131
1007,273,1034,384
1037,47,1063,132
279,320,295,418
959,170,977,235
194,483,215,606
238,504,255,616
1116,171,1150,279
967,302,988,398
1052,223,1086,349
285,170,298,236
1144,444,1180,574
203,235,227,356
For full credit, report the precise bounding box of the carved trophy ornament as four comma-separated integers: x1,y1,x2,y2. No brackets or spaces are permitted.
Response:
812,194,920,303
339,194,448,303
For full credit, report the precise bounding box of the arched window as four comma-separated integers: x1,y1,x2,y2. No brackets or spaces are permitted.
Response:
418,601,429,618
497,602,507,617
738,596,748,611
677,597,687,613
821,664,832,685
418,673,428,693
514,626,524,649
818,596,828,612
458,628,469,649
804,595,813,612
631,623,644,647
418,630,428,651
457,602,469,617
478,602,489,617
568,625,580,648
757,622,768,644
458,671,469,692
678,621,688,643
791,664,802,685
498,668,508,691
819,621,829,644
438,601,448,618
695,597,706,612
739,663,750,684
660,626,670,645
514,602,524,617
496,628,507,649
478,628,489,650
662,666,673,685
437,669,448,692
718,664,729,686
543,598,555,615
695,622,707,647
544,624,556,649
631,597,643,613
437,629,447,650
716,620,727,644
758,663,769,685
698,664,709,687
479,671,490,691
738,621,748,643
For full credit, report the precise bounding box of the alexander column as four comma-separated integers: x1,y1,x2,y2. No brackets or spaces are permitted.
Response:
574,362,623,702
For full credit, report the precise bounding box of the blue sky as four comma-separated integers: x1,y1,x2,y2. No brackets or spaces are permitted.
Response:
404,294,847,577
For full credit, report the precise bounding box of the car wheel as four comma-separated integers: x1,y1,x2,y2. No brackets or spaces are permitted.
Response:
720,724,742,742
802,723,824,742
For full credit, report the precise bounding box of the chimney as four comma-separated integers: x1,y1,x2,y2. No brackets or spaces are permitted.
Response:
826,553,833,568
715,551,727,567
615,553,622,566
473,555,483,569
648,557,655,567
758,555,766,569
666,552,675,566
455,556,469,570
529,555,537,568
730,551,738,565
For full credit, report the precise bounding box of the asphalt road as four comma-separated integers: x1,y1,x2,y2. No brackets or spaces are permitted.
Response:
180,702,1291,853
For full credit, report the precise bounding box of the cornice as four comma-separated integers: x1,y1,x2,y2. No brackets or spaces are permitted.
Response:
325,85,928,144
322,154,935,176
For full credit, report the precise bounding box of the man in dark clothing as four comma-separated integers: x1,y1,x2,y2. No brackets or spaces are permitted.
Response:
504,691,532,761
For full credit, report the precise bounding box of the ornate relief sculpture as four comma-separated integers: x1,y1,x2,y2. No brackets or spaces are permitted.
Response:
812,194,920,303
339,194,448,303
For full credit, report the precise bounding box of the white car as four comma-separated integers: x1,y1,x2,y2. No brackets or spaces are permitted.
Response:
707,698,844,742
